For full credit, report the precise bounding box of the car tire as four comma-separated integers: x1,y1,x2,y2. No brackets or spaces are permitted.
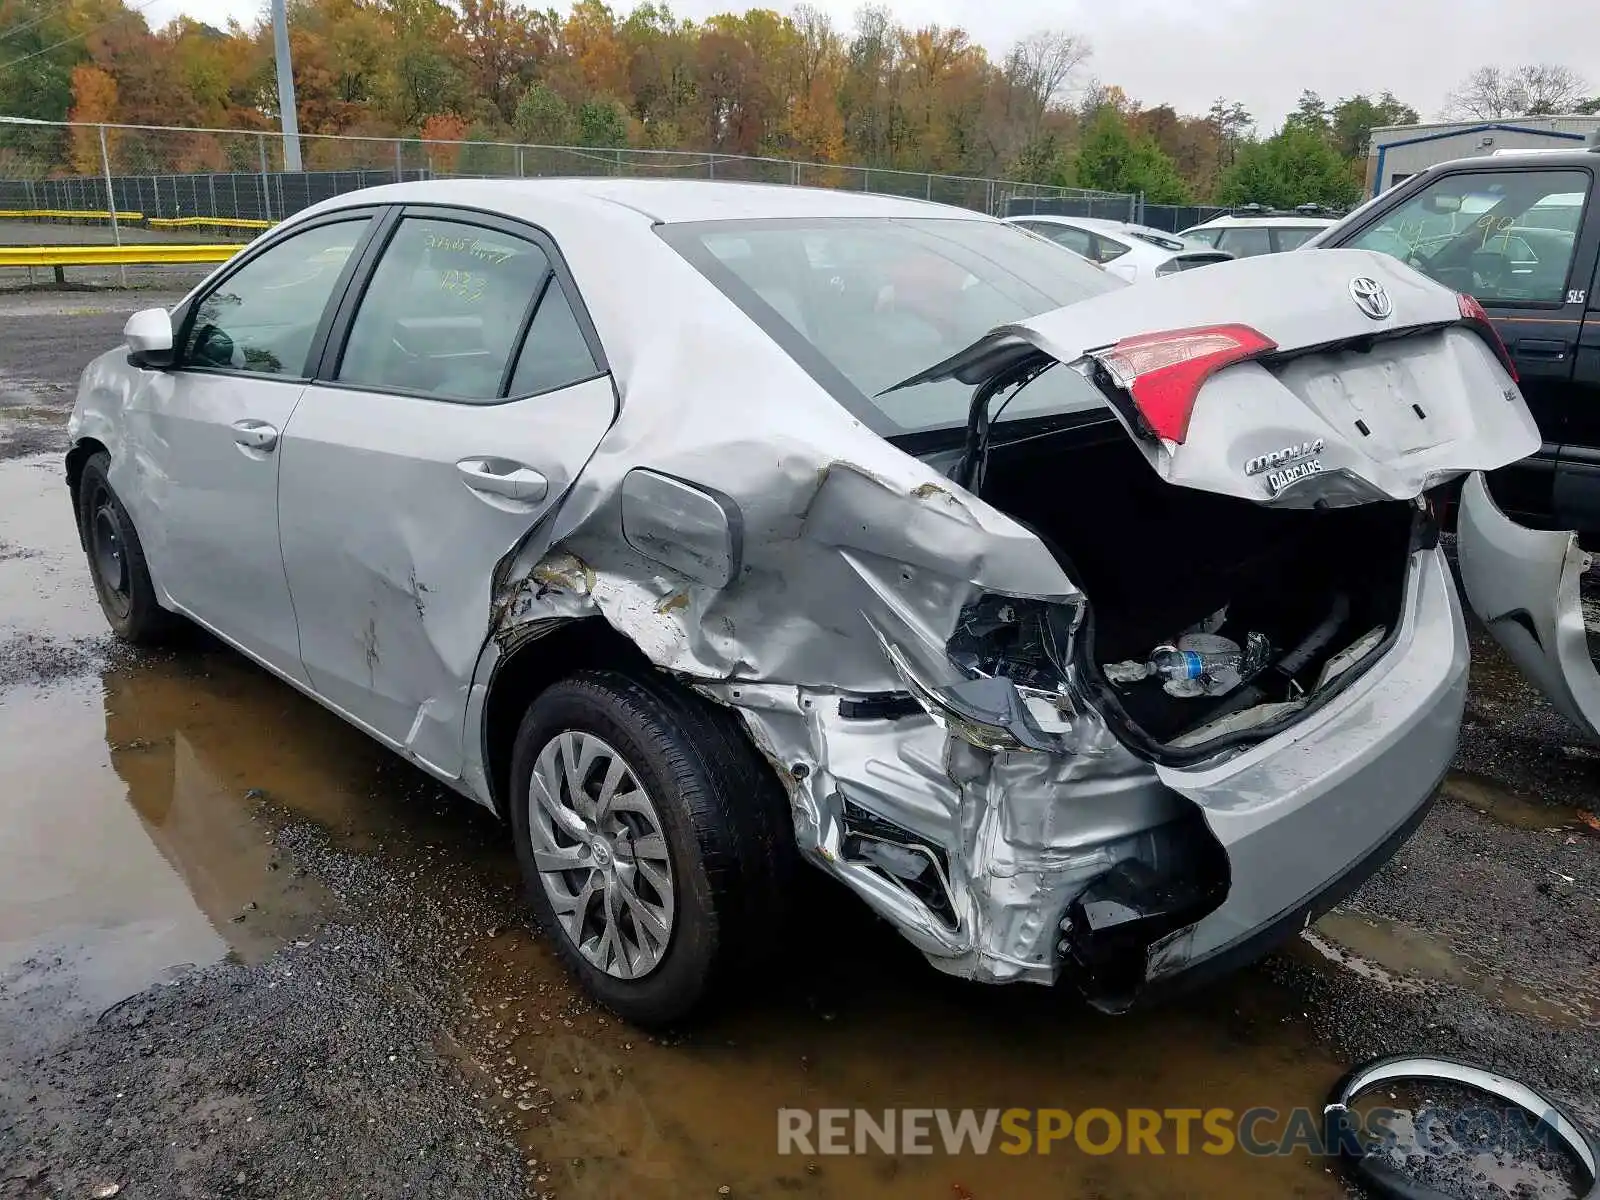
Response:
509,668,795,1027
77,451,180,645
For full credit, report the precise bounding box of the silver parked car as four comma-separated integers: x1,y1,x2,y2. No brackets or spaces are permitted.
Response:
65,179,1574,1026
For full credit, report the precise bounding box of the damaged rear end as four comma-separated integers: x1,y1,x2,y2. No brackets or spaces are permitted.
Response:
840,249,1536,1006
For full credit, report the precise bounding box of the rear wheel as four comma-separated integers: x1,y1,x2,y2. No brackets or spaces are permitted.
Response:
77,451,179,644
508,669,794,1026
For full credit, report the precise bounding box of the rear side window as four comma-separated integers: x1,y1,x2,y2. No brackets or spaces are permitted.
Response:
507,282,599,396
1216,226,1273,258
337,217,552,401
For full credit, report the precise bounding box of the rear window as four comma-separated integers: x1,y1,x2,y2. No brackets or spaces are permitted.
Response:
1273,226,1324,251
660,217,1117,435
1216,226,1274,258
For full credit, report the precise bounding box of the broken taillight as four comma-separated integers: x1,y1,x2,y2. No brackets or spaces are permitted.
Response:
1090,324,1277,444
1457,292,1518,384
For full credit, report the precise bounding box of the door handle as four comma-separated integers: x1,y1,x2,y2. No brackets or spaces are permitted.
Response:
231,419,279,451
1515,338,1568,361
456,457,549,502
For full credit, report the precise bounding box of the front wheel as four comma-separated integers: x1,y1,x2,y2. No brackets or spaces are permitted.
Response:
76,451,180,644
508,669,795,1026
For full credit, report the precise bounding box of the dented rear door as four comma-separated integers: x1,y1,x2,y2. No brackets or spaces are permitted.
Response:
275,208,616,778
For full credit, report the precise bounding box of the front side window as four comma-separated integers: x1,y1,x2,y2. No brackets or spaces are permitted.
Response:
1341,169,1591,304
663,217,1118,435
337,217,555,401
182,218,369,376
1216,226,1273,258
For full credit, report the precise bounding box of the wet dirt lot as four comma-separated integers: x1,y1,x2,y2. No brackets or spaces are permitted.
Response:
2,293,1598,1199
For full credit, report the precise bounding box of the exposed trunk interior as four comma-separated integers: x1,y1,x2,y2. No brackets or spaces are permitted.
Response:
979,418,1420,753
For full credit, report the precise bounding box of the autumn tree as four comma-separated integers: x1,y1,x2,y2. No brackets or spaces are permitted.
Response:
66,64,118,173
420,110,468,170
622,3,699,148
784,5,845,161
457,0,547,124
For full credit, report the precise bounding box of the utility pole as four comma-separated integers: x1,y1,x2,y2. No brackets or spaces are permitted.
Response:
270,0,303,172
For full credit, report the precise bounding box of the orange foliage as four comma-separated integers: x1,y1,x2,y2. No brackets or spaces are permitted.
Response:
420,112,470,171
66,65,118,174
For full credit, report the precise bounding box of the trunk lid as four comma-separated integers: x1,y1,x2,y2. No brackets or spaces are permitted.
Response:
898,248,1538,507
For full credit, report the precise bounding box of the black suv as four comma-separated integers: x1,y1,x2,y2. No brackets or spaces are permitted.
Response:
1310,139,1600,531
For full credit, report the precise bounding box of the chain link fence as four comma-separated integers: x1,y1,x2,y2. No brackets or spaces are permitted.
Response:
0,118,1136,238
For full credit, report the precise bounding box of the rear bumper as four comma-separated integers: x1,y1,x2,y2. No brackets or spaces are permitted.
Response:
1143,544,1467,985
1138,788,1437,1004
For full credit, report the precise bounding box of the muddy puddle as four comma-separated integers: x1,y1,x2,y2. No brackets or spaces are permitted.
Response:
1439,771,1598,833
1306,912,1597,1026
35,443,1596,1194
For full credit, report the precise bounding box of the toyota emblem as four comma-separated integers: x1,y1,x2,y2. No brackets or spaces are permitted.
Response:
1349,276,1393,320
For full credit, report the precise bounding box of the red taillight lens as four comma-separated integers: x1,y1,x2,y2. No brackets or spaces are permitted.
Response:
1090,324,1277,443
1458,292,1518,384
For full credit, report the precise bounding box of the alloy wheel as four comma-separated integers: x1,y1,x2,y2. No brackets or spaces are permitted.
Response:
527,730,676,979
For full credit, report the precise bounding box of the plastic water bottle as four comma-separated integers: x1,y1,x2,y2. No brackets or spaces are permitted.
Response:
1149,632,1271,697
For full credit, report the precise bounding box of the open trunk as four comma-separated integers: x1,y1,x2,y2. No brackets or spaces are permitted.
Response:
980,419,1421,755
893,248,1541,759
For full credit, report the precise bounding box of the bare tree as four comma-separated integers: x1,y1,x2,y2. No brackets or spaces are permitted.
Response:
1446,63,1588,118
1004,29,1091,135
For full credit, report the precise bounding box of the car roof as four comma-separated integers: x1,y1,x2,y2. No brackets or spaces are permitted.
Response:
1184,215,1339,229
1424,146,1600,173
1005,213,1135,234
304,176,986,226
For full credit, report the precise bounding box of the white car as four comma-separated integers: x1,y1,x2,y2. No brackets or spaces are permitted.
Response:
1180,213,1339,258
1003,214,1232,281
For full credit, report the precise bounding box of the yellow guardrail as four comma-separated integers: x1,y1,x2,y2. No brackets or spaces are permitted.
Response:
147,215,274,230
0,208,144,221
0,243,244,267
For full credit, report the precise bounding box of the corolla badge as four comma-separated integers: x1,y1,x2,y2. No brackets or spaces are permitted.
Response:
1244,438,1325,477
1349,276,1393,320
1246,438,1326,496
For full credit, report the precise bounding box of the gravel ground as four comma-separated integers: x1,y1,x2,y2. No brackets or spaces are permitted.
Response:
1,297,1597,1199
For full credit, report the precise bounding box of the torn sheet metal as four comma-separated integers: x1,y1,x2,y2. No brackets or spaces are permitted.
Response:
459,229,1467,999
1457,471,1600,745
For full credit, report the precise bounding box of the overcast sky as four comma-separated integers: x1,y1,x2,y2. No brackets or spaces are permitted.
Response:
149,0,1597,130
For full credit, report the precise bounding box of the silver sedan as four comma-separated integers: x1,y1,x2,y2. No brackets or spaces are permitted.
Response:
65,179,1576,1026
